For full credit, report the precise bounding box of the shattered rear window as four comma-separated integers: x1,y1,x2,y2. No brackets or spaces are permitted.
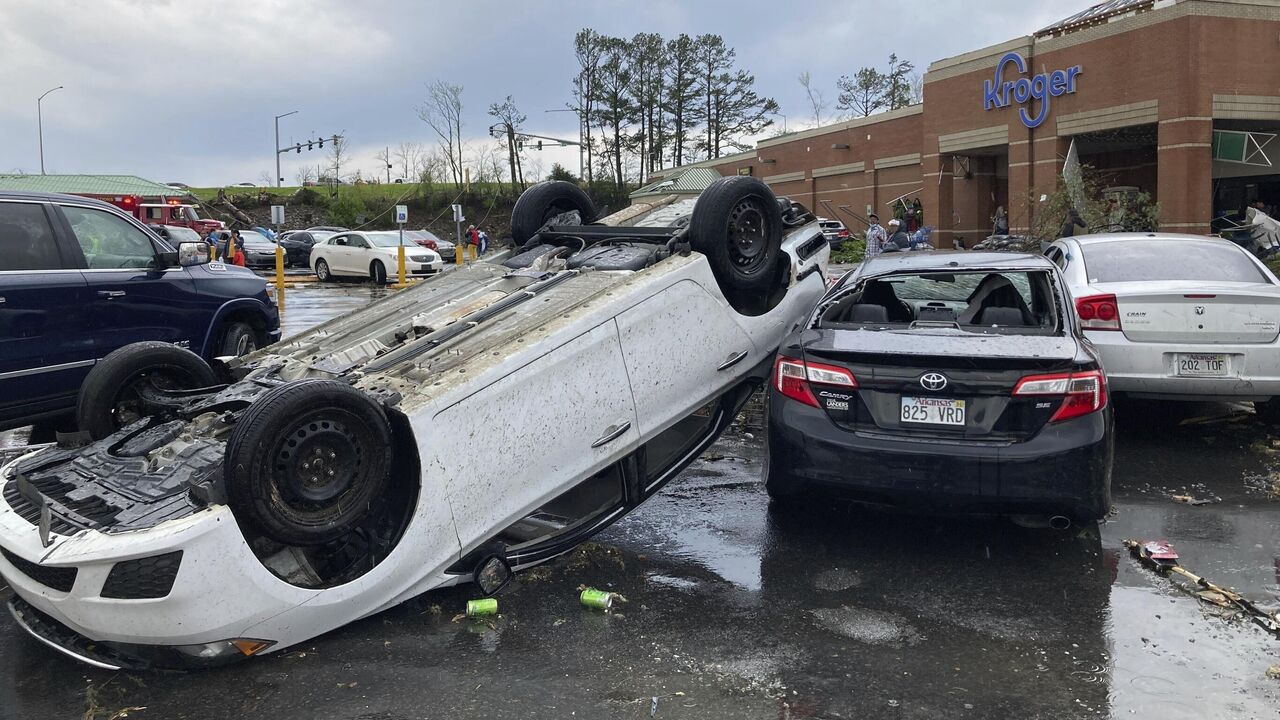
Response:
817,270,1060,335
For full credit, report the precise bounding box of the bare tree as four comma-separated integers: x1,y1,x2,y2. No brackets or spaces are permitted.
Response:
798,71,827,127
487,95,527,190
294,165,316,186
257,170,274,186
327,135,350,188
908,71,925,105
417,149,448,185
393,142,422,184
417,80,466,189
373,146,393,184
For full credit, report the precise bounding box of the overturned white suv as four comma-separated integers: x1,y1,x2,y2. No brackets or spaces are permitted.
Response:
0,175,828,669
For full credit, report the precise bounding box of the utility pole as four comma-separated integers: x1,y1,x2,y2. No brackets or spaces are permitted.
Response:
37,86,63,175
274,110,299,187
386,146,391,184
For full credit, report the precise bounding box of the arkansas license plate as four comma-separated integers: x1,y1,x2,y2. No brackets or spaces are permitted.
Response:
1176,353,1228,377
900,396,966,426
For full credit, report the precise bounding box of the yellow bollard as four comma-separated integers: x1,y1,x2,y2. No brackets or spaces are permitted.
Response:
467,244,477,261
208,243,216,262
274,285,286,316
396,244,407,288
455,243,463,266
274,244,287,291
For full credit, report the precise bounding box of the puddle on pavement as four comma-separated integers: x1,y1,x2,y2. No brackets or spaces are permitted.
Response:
808,606,923,647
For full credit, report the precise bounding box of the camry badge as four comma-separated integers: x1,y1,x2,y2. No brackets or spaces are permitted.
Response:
920,373,948,391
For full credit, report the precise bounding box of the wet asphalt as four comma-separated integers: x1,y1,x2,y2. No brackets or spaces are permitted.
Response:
2,281,1279,720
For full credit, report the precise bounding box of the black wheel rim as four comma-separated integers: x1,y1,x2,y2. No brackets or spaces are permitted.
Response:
271,409,367,518
727,197,770,275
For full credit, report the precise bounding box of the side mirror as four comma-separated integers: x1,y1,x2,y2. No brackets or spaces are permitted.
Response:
473,555,513,596
178,241,210,267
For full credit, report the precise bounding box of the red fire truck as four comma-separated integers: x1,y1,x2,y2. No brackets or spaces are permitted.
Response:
102,195,224,234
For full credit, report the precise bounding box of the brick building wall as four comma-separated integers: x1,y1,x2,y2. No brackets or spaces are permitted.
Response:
667,0,1279,241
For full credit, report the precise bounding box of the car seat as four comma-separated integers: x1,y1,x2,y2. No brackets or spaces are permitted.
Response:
957,275,1035,326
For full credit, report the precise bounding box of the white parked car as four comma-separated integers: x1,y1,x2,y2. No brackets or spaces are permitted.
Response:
1045,233,1280,418
0,177,829,669
310,230,443,283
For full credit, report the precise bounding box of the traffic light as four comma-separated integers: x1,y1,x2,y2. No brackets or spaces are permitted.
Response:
318,138,325,149
296,145,301,153
307,142,313,150
537,140,543,151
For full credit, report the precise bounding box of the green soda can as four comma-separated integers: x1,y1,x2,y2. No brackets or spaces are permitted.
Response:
579,588,614,610
466,598,498,617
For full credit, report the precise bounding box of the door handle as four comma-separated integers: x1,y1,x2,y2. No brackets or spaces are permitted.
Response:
717,350,750,371
0,297,5,304
591,421,631,449
97,290,126,299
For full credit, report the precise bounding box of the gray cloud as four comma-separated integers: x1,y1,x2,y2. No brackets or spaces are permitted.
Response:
0,0,1079,185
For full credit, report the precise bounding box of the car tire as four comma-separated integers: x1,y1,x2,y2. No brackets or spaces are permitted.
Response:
510,181,598,247
370,260,387,285
217,321,258,357
77,342,219,440
224,379,394,546
689,176,784,301
315,258,333,282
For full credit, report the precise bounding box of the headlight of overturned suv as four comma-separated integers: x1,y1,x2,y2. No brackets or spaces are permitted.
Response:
0,175,830,669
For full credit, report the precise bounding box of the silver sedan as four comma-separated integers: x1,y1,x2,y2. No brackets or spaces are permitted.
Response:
1045,233,1280,417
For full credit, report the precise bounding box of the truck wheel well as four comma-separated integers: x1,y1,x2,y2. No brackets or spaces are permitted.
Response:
217,308,270,350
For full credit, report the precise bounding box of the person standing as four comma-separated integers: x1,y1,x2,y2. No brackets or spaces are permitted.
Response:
477,228,490,255
230,235,246,267
886,219,911,250
865,213,888,258
992,206,1009,236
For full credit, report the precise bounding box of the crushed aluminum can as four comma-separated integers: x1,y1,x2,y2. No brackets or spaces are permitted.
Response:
465,598,498,617
579,588,615,610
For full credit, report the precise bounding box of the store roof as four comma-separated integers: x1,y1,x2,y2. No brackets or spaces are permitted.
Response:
630,167,723,199
0,174,182,197
1037,0,1157,36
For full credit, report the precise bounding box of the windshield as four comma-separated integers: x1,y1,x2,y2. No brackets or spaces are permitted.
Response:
164,226,202,244
368,234,414,248
1082,239,1270,284
817,270,1059,335
238,231,274,248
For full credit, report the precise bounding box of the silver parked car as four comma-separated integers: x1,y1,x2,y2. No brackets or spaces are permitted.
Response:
1045,233,1280,418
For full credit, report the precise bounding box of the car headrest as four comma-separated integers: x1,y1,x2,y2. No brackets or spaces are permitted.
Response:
974,306,1028,327
848,304,890,323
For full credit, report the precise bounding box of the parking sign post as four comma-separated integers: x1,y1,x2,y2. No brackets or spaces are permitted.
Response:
270,205,287,292
451,204,465,265
395,204,409,287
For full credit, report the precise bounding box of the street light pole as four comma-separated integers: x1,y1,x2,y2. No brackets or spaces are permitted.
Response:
274,110,299,187
771,111,787,134
544,108,584,180
37,86,63,175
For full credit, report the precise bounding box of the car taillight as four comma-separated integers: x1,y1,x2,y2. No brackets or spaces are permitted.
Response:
773,356,857,408
426,240,437,250
838,229,849,238
1075,294,1120,331
1012,369,1108,423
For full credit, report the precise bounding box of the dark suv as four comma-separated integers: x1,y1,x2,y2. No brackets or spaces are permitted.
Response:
0,192,280,433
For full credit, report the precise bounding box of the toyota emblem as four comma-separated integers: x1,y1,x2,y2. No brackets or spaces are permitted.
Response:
920,373,948,391
1195,306,1205,315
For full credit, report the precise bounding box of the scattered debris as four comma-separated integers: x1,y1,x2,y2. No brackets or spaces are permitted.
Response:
466,598,498,618
579,586,627,610
1171,494,1218,506
1124,539,1280,637
1266,665,1280,680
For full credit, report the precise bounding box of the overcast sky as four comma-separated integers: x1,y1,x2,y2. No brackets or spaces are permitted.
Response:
0,0,1073,186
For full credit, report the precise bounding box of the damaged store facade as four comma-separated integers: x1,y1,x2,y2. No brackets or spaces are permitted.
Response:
668,0,1280,244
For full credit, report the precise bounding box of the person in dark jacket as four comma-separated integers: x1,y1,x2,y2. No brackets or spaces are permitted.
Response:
886,219,911,250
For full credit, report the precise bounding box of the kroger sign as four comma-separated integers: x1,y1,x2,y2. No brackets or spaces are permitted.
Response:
983,52,1082,129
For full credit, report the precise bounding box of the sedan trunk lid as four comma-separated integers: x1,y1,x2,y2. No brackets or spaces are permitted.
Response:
1098,281,1280,344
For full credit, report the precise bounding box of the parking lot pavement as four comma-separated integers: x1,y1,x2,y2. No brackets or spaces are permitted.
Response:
3,286,1279,720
